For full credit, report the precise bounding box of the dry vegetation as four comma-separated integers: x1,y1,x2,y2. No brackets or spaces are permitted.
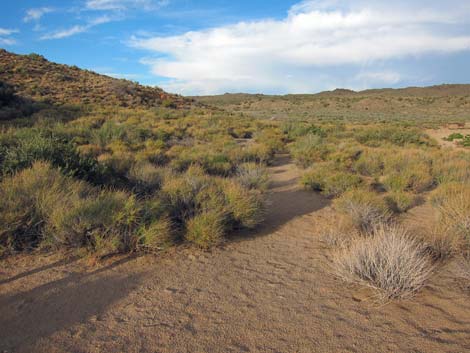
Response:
195,87,470,299
2,48,470,304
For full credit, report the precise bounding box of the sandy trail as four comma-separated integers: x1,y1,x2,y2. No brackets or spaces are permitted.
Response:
1,155,470,353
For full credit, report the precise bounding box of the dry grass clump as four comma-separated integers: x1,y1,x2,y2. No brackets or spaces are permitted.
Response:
290,133,329,167
138,217,174,252
382,151,434,193
301,162,363,197
161,167,265,248
223,180,266,229
185,211,226,248
127,161,167,194
432,152,470,184
433,188,470,249
384,191,418,213
334,189,391,232
236,162,270,190
334,223,433,300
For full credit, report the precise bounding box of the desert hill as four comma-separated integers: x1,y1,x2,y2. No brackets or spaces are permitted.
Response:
0,49,190,109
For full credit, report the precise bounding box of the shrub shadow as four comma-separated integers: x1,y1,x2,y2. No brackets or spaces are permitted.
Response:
0,256,143,352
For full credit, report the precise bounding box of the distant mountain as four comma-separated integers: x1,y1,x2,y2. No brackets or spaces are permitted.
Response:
193,84,470,121
0,49,191,109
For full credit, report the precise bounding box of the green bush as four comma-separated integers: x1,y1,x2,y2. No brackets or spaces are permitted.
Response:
0,128,103,183
185,210,225,248
290,134,329,167
0,162,91,253
301,163,363,197
138,217,175,251
222,180,265,229
355,126,432,147
385,192,417,213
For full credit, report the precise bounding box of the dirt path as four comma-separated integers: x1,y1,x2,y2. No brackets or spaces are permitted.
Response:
1,155,470,353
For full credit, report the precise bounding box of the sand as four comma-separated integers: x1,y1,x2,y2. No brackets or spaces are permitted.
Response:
1,155,470,353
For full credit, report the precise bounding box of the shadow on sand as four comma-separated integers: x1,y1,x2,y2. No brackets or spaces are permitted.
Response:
0,255,144,352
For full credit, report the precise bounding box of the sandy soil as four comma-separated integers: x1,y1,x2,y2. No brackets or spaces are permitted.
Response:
426,127,470,149
1,155,470,353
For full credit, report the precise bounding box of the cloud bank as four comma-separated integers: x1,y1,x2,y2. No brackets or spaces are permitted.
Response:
0,28,18,45
129,0,470,95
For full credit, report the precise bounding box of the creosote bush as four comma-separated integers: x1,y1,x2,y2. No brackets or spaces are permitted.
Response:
334,223,433,300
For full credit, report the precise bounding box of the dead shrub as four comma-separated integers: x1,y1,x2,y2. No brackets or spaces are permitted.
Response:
334,223,433,300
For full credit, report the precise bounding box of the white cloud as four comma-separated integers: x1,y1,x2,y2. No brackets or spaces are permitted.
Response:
129,0,470,95
40,15,112,40
23,7,54,22
0,28,18,45
85,0,169,11
0,28,18,36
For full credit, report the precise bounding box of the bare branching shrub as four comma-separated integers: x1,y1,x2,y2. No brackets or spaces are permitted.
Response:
334,189,391,233
236,162,270,190
334,224,433,300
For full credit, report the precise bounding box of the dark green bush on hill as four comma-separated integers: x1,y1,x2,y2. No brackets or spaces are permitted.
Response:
0,128,104,184
355,126,433,147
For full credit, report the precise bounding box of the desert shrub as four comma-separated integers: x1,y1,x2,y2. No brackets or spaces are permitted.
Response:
334,224,433,299
430,182,466,207
301,163,362,197
327,142,362,169
433,187,470,249
443,133,464,141
45,191,142,253
290,134,329,167
382,151,433,193
334,189,391,232
355,126,432,147
384,191,417,213
127,162,166,194
0,161,91,253
353,149,384,177
185,210,226,248
222,180,265,229
202,153,233,176
255,128,284,153
138,217,175,252
432,153,470,184
236,162,270,190
161,168,209,221
0,128,102,183
92,120,126,147
238,143,273,163
282,121,326,140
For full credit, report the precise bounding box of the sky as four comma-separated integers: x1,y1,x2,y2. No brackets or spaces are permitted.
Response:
1,0,470,95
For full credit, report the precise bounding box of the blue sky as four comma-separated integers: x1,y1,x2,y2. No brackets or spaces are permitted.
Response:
1,0,470,95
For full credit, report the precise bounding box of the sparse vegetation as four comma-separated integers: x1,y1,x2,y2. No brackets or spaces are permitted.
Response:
334,224,433,299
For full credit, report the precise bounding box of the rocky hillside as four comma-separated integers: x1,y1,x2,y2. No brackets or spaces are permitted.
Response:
0,49,190,109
